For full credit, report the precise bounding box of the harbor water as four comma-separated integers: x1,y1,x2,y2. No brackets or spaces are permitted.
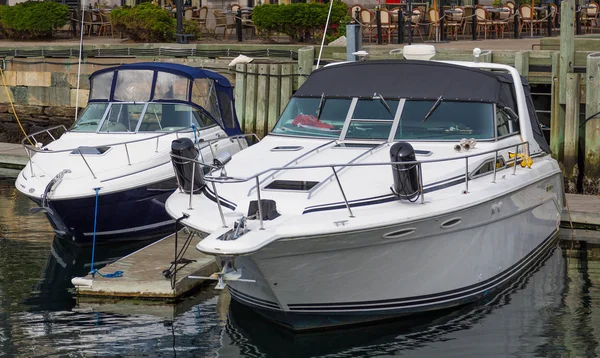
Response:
1,175,600,357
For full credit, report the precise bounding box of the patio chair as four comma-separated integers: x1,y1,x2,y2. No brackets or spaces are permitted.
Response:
518,4,542,36
359,9,376,42
505,1,516,14
196,6,211,35
184,8,194,19
349,4,363,19
213,9,235,40
97,10,113,38
427,8,440,40
83,11,103,37
475,7,494,39
493,6,511,39
582,2,599,33
379,9,395,43
462,5,474,35
409,8,425,41
231,3,241,13
447,7,464,40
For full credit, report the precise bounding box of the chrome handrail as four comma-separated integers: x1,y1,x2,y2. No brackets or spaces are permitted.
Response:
171,140,532,228
23,125,259,179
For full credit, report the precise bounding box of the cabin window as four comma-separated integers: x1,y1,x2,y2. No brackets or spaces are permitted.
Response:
271,97,350,138
89,73,113,100
345,99,400,140
113,70,153,102
154,72,189,101
138,103,201,132
394,101,494,140
71,103,109,132
99,103,145,132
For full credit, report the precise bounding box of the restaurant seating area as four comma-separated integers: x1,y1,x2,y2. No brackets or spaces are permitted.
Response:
70,3,256,40
350,2,599,44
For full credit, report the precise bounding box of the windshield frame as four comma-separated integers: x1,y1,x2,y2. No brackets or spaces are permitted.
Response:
70,101,220,134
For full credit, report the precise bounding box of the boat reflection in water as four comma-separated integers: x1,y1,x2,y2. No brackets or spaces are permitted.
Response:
25,236,155,311
221,242,566,358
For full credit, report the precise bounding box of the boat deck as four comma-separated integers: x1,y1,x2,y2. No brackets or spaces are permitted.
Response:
73,232,217,301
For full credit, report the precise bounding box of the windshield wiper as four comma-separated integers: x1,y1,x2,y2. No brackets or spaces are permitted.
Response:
422,95,444,123
316,93,325,119
373,93,392,115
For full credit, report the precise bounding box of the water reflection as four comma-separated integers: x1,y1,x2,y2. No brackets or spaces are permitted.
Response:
3,175,600,357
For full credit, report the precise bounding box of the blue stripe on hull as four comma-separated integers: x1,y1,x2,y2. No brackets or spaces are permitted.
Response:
31,179,178,244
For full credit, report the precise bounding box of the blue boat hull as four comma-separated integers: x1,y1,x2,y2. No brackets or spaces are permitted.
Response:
30,178,179,244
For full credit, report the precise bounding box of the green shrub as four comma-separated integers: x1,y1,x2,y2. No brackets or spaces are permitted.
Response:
110,2,175,42
252,1,348,42
0,1,69,40
183,18,202,40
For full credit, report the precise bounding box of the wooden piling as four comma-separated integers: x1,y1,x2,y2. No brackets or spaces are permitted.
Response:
298,46,314,88
268,64,281,132
584,52,600,193
235,63,247,133
280,64,293,115
514,51,530,77
255,64,270,138
564,73,581,177
550,52,565,161
243,63,258,134
559,1,575,104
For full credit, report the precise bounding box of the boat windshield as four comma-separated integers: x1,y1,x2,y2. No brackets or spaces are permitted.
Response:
271,97,351,138
70,102,210,133
272,98,496,141
394,101,494,140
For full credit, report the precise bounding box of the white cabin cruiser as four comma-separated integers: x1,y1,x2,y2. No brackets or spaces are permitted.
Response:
15,62,248,244
165,52,563,331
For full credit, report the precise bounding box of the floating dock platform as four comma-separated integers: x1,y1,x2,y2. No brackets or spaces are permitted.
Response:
563,193,600,230
0,143,26,169
73,232,218,301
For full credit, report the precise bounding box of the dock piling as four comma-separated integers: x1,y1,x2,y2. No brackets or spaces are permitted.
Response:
583,53,600,193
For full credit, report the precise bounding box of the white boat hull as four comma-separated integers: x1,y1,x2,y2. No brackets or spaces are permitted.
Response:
223,173,563,330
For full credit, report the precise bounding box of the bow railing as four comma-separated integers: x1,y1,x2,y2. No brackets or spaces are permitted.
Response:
171,140,532,231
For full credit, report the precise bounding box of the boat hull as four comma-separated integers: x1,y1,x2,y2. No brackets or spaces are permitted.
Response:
223,174,563,331
29,178,178,244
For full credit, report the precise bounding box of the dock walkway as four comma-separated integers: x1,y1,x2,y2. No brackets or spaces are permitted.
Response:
563,193,600,230
73,232,217,301
0,143,26,169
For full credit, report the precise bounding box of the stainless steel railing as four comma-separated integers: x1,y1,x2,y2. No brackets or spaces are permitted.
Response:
22,125,258,180
171,140,532,231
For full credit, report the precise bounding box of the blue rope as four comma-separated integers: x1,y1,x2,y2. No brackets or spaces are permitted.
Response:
89,187,123,279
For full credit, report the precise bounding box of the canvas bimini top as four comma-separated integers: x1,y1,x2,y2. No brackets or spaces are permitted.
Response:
291,60,550,153
87,62,241,135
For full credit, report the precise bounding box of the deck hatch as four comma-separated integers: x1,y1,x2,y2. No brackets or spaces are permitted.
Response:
265,180,320,191
70,146,111,155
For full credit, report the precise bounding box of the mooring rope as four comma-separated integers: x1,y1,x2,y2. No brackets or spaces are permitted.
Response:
89,187,123,279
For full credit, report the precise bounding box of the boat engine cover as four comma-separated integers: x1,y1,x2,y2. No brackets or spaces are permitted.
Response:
171,137,205,194
390,142,420,200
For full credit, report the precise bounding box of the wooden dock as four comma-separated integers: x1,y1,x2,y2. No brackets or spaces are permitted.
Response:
562,193,600,230
0,142,26,169
73,232,218,301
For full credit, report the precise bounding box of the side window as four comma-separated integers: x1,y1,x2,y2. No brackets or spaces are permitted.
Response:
139,104,193,132
99,104,144,132
192,109,214,128
496,107,519,137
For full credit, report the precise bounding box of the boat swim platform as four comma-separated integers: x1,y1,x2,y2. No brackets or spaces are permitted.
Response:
73,231,218,301
0,142,26,170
